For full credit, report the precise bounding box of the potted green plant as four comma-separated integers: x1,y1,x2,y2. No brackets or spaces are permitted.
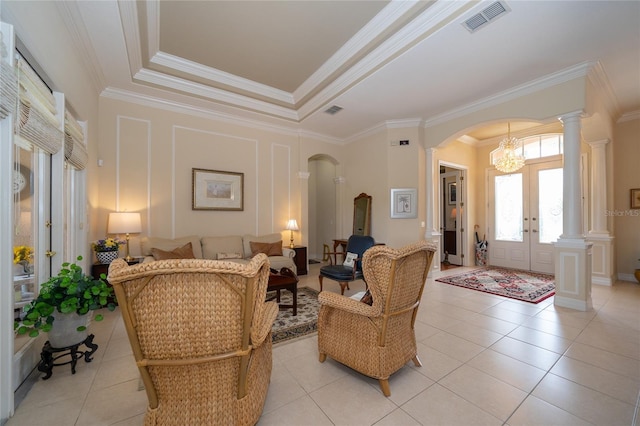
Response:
14,255,116,347
92,237,124,264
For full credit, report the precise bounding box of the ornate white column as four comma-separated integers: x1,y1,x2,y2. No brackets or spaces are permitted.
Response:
554,112,593,311
424,147,441,273
586,139,614,285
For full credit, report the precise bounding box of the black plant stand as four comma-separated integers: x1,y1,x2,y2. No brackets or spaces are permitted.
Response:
37,334,98,380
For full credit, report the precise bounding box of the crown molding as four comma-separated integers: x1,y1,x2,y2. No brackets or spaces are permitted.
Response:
423,61,595,129
297,1,475,120
101,87,303,138
586,61,620,120
618,110,640,123
118,0,144,80
293,0,424,102
55,1,106,94
133,68,300,121
150,52,295,105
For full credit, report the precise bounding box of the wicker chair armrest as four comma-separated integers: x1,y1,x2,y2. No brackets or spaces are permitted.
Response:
318,291,381,317
251,301,278,345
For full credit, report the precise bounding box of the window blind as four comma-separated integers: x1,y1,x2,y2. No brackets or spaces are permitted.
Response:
0,59,18,120
64,110,87,169
15,54,63,154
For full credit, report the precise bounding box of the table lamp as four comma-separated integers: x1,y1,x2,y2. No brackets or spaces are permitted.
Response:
285,219,299,248
108,212,142,262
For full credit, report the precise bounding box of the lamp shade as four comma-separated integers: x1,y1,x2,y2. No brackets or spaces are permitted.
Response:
108,212,141,234
285,219,299,231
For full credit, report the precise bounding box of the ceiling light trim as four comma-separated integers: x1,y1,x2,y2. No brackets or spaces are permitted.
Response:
150,52,295,105
134,69,300,121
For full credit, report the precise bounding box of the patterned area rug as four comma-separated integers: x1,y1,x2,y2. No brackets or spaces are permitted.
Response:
435,267,555,303
269,286,319,344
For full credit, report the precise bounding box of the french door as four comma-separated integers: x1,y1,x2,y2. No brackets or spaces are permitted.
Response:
488,159,563,274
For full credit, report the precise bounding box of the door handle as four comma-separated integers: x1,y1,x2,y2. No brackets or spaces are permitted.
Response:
45,250,56,257
523,229,529,233
532,229,538,233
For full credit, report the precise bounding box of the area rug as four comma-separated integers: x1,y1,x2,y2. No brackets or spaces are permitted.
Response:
269,286,319,344
435,267,555,304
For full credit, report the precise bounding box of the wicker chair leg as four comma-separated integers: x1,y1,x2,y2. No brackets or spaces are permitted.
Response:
379,379,391,397
319,353,327,363
412,355,422,367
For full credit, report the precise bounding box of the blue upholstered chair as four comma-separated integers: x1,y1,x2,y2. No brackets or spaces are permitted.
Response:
318,235,375,294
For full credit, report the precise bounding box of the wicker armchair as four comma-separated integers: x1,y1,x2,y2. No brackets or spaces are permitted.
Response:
108,254,278,426
317,241,436,397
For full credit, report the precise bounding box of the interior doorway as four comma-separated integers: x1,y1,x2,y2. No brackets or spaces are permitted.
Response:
488,159,563,274
307,155,338,262
440,165,465,266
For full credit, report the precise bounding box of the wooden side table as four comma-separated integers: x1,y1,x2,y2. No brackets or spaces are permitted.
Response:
91,259,139,281
92,259,139,304
291,245,307,275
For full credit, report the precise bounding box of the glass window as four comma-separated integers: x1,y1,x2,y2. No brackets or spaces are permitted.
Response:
491,133,563,165
538,168,563,243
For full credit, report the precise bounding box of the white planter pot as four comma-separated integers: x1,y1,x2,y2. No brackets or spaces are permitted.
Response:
48,311,92,348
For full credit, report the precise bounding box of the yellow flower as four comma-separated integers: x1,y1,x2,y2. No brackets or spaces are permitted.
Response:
13,246,34,264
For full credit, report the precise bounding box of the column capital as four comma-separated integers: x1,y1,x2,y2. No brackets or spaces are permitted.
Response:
586,139,610,148
558,110,585,123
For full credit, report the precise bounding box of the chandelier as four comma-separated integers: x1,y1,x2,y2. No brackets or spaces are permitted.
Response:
494,123,525,173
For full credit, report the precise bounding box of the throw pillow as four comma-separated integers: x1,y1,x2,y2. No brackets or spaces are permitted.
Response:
360,289,373,305
217,252,243,260
151,242,196,260
250,240,283,257
343,251,357,268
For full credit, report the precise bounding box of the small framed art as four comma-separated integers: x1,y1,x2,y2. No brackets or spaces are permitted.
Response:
631,188,640,209
390,188,417,219
192,168,244,211
448,182,457,205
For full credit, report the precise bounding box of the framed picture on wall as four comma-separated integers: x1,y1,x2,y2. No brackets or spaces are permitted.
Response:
390,188,417,219
631,188,640,209
192,168,244,210
448,182,457,205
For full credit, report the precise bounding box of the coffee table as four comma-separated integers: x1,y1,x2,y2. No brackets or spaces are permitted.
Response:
267,267,298,315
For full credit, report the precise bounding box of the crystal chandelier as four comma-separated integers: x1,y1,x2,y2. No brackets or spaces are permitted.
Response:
494,123,525,173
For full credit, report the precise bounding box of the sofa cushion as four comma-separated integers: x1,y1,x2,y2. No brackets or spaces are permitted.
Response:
201,236,244,260
242,233,283,259
141,235,203,259
151,242,196,260
249,240,283,257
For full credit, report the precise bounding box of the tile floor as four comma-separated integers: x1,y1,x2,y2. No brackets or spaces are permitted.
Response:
7,263,640,425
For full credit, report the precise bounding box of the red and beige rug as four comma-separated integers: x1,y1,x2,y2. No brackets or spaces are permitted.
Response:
435,267,555,304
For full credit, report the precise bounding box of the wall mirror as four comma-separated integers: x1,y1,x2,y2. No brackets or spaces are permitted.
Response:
353,193,372,236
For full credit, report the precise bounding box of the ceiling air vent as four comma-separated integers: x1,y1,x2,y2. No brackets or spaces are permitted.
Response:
324,105,343,115
463,1,510,33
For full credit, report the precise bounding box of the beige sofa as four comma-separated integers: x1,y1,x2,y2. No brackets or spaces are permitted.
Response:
140,233,297,274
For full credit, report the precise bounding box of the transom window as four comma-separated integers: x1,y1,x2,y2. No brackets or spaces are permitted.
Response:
491,133,563,165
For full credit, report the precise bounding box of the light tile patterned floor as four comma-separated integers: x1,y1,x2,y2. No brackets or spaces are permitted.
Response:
8,263,640,425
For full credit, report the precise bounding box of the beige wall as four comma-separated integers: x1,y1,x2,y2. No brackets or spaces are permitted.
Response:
613,116,640,277
96,97,309,256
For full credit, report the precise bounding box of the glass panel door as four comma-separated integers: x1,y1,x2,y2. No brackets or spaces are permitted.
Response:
495,173,523,242
538,168,563,243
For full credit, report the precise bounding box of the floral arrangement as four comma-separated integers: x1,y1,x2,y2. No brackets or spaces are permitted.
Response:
91,237,124,252
13,246,34,264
